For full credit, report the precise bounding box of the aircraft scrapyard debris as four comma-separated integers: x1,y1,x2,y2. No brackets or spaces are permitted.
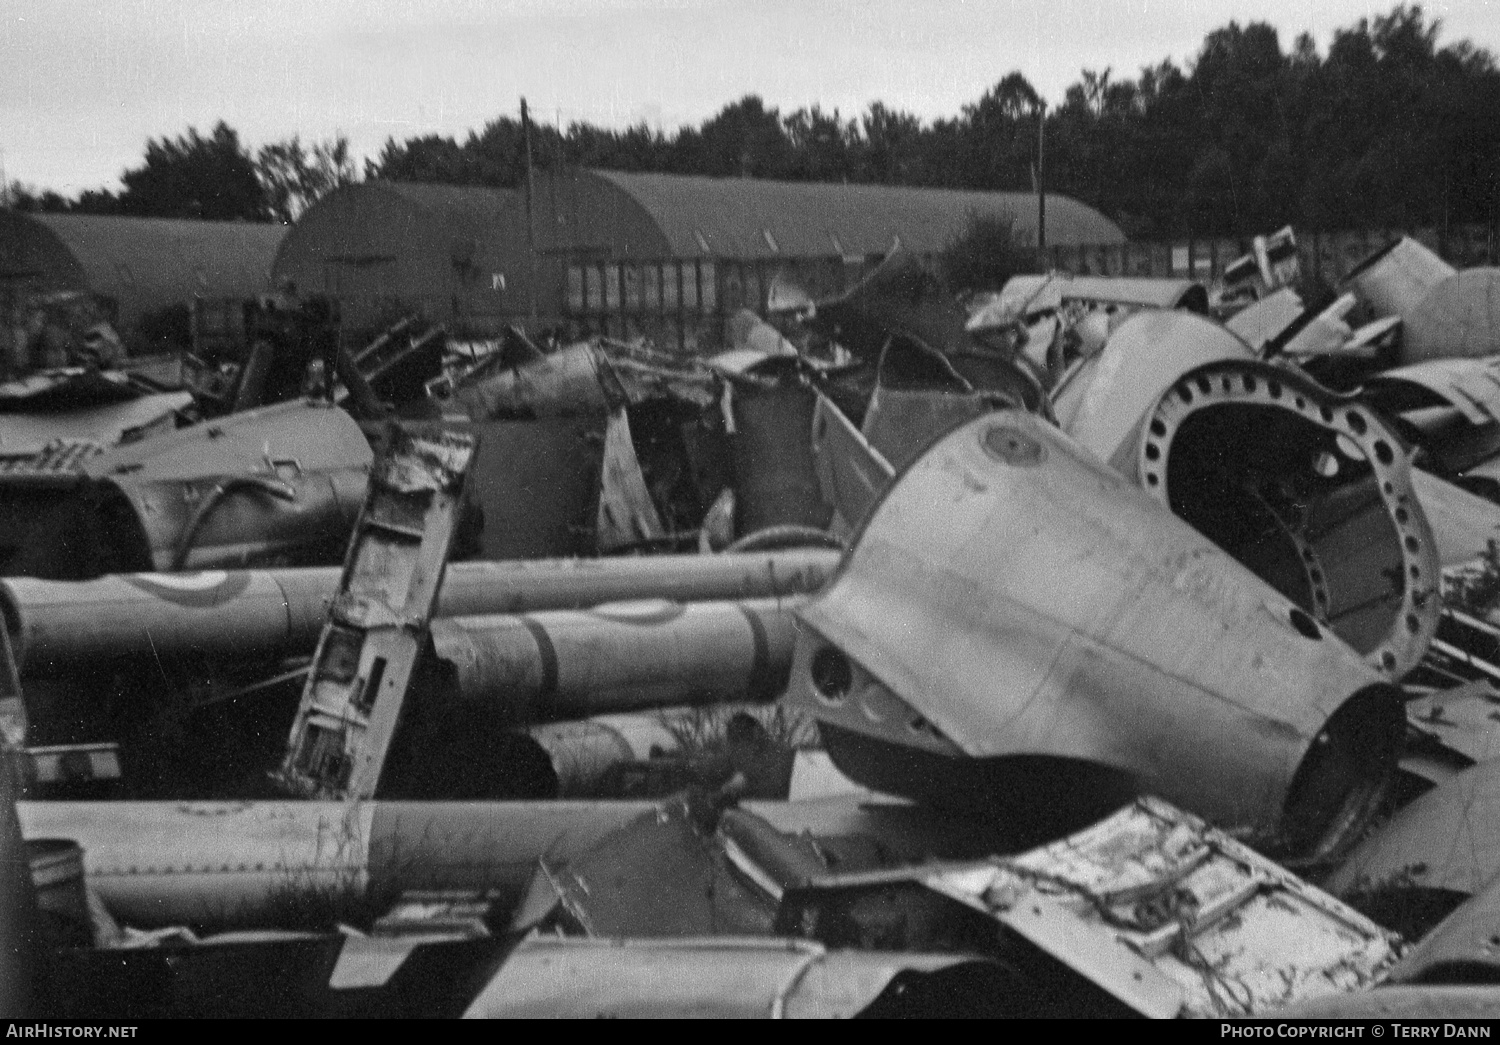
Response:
16,234,1500,1017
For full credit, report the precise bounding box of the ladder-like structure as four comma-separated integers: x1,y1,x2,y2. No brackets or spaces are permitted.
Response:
277,424,476,799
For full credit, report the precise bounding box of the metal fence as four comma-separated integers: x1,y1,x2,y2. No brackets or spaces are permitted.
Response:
561,253,895,353
1041,223,1500,287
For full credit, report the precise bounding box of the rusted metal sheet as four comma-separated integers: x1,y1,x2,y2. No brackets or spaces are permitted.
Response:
1404,268,1500,363
0,550,841,675
787,411,1404,856
810,392,893,536
463,936,999,1019
923,798,1397,1018
428,597,801,722
16,800,657,929
1330,756,1500,898
279,426,476,799
85,399,372,574
1344,236,1456,324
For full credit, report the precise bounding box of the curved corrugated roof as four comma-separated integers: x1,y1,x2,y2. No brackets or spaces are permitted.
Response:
272,181,524,276
372,181,522,225
589,170,1125,258
29,214,285,320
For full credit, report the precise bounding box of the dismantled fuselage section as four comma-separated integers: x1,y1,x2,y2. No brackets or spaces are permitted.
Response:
23,228,1500,1019
278,426,477,798
789,411,1404,857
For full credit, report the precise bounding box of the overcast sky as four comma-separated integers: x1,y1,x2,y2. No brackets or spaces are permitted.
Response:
3,0,1497,196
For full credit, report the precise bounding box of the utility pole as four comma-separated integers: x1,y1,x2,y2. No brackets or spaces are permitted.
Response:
521,97,539,326
1036,100,1048,260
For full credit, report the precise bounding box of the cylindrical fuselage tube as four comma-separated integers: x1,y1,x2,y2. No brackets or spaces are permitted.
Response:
1,551,839,675
16,800,657,929
431,597,805,721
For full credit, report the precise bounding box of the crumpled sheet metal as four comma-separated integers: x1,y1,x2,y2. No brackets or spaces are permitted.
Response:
16,800,657,929
810,392,893,536
516,796,778,939
1279,292,1356,358
725,309,799,359
807,251,1042,412
966,274,1066,331
462,936,992,1019
788,411,1403,853
1062,309,1254,471
1344,236,1456,327
1404,268,1500,364
925,797,1399,1019
807,251,971,363
967,275,1207,334
1328,757,1500,898
1364,357,1500,427
450,342,619,418
1136,357,1440,679
596,408,665,552
1224,287,1304,353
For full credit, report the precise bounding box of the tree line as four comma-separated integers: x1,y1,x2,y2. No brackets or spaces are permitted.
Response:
7,4,1498,240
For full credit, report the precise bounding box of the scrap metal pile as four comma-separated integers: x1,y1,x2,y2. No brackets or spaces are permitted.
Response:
13,234,1500,1018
